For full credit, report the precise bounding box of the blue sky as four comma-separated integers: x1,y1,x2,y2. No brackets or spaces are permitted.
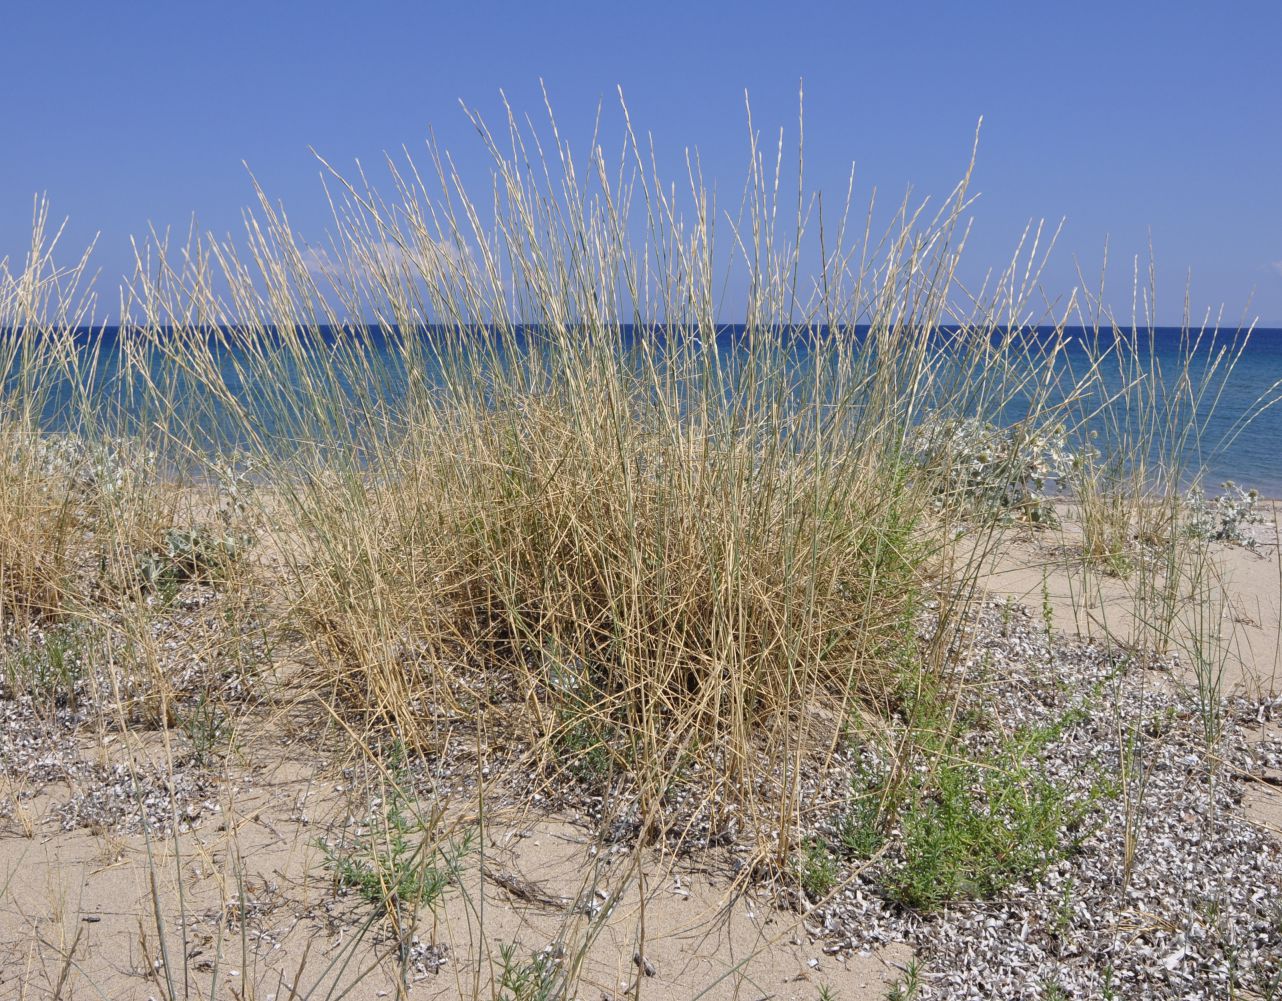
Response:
2,1,1280,325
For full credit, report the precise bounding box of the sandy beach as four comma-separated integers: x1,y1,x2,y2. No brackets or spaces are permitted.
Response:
3,500,1280,1000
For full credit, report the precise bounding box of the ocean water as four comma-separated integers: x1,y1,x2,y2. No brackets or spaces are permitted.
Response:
1091,329,1282,495
991,327,1282,496
8,325,1282,495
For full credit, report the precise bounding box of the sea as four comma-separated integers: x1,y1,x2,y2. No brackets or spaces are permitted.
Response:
8,325,1282,496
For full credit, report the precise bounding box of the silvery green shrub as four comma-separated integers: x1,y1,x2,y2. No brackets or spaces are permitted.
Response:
908,417,1081,525
1183,481,1265,549
8,431,153,500
135,526,249,594
135,464,256,592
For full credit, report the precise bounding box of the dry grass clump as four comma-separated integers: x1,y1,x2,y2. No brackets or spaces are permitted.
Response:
113,96,1025,851
0,429,78,624
297,392,925,766
1,204,182,629
1,205,97,626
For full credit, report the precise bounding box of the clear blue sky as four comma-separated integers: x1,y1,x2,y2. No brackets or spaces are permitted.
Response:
3,1,1280,325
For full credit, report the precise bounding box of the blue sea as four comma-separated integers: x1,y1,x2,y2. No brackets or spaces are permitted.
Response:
9,325,1282,496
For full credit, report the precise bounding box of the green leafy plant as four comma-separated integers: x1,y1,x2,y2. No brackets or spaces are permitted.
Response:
495,941,563,1001
883,714,1092,911
794,837,840,901
835,765,889,860
1041,568,1055,641
886,959,922,1001
543,657,619,783
2,622,87,708
554,713,615,782
1052,875,1075,940
179,691,229,766
1041,982,1069,1001
320,774,471,917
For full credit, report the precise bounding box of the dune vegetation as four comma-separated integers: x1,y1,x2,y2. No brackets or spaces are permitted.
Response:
1,98,1279,999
